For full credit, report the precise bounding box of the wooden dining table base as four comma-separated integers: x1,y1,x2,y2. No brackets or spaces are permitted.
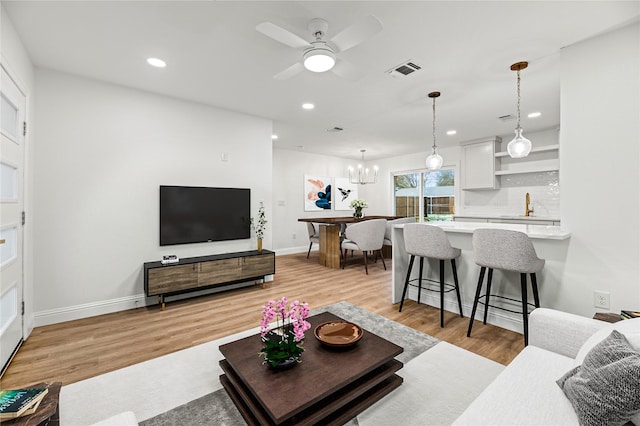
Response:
319,224,342,269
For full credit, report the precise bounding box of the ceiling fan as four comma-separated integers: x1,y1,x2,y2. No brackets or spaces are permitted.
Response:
256,15,383,80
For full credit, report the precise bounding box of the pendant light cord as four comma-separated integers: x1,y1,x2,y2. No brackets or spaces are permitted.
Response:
432,96,437,151
516,69,521,129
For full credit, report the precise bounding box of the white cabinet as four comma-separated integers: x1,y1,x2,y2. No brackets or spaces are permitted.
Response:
461,137,501,190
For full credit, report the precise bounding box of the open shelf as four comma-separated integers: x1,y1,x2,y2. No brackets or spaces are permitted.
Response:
495,166,559,176
494,144,559,158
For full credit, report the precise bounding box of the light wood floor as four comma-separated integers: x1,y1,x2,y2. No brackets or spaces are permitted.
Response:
0,251,524,389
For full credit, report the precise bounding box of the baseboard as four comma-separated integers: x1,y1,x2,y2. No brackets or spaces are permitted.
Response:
33,279,270,327
34,294,147,327
273,246,310,255
406,287,524,335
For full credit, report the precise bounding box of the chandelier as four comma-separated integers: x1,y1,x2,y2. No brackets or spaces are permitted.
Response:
348,149,378,185
507,61,532,158
425,91,443,171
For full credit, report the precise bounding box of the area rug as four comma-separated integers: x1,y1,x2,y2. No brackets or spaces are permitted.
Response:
139,302,440,426
62,301,507,425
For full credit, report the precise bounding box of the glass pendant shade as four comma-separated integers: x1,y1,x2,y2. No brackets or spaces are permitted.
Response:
507,127,532,158
426,150,443,171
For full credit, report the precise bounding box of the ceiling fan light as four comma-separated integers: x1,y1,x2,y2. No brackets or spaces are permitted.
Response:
303,48,336,72
507,127,532,158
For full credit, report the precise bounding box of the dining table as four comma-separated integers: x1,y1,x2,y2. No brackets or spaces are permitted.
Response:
298,216,400,269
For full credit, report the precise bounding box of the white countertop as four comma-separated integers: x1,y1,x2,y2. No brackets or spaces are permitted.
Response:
396,221,570,240
454,214,561,222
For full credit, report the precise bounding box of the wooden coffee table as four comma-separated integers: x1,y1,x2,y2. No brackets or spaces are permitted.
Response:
219,311,404,425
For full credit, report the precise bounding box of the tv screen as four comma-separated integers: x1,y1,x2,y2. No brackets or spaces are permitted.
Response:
160,186,251,246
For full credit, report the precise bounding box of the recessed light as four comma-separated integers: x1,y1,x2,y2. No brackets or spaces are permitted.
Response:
271,134,278,140
147,57,166,68
302,103,315,110
528,112,542,118
446,130,457,135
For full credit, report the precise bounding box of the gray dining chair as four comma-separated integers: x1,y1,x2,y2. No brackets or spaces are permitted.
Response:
306,222,320,258
383,217,416,248
341,219,387,274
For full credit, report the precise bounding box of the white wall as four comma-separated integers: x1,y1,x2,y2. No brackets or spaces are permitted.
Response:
559,22,640,315
1,6,36,336
33,69,272,325
272,149,356,253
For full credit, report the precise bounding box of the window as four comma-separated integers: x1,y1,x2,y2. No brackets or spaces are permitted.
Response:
394,167,456,221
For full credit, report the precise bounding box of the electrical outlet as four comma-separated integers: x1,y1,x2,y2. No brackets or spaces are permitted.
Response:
292,233,296,240
594,291,610,309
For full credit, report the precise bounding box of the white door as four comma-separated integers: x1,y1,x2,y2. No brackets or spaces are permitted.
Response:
0,64,26,375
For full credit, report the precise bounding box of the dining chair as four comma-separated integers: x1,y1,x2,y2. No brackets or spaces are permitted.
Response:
383,217,416,247
306,222,320,259
341,219,387,274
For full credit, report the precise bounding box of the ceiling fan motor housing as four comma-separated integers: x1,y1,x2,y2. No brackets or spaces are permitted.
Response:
308,18,329,39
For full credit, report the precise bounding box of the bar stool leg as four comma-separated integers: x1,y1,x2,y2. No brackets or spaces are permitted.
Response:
439,259,445,328
467,267,486,337
399,255,415,312
483,268,493,325
521,273,529,346
451,259,464,317
417,257,425,304
531,273,540,308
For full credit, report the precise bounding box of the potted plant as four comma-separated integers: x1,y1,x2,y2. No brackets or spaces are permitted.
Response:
251,202,267,252
349,199,368,218
259,297,311,369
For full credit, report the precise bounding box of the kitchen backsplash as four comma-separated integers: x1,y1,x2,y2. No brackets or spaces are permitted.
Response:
461,171,560,218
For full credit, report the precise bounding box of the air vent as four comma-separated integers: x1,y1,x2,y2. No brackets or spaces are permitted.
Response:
498,114,516,122
386,60,422,78
327,126,344,132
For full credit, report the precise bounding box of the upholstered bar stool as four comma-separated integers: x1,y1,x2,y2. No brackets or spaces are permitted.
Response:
467,228,544,346
398,223,464,327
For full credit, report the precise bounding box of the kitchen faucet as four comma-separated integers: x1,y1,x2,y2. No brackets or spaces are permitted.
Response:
525,192,534,217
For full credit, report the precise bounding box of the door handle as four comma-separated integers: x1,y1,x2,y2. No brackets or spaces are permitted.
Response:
0,239,5,244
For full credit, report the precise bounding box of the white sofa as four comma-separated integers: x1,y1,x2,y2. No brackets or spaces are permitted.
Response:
453,308,640,425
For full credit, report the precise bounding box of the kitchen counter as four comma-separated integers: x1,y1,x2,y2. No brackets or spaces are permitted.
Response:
391,221,570,334
430,220,569,239
454,215,560,225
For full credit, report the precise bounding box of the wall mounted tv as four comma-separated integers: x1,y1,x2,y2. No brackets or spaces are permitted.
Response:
159,185,251,246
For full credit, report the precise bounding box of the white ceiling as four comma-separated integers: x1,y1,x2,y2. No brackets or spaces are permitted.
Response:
4,1,638,160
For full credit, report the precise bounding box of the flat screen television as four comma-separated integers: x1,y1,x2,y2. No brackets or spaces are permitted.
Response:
160,185,251,246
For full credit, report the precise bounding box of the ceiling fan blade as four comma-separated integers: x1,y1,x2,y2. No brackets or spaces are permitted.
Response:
256,22,311,49
274,62,305,80
330,15,383,53
331,59,363,81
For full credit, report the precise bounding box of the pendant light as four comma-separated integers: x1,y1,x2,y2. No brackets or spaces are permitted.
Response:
425,91,443,171
348,149,378,185
507,61,532,158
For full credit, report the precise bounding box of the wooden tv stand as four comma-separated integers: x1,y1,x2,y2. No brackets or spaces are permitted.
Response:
144,250,275,310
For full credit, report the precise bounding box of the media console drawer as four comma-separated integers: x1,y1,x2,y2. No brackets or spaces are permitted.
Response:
144,250,275,309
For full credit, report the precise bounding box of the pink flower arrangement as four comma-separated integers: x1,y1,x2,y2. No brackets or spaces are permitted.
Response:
259,297,311,367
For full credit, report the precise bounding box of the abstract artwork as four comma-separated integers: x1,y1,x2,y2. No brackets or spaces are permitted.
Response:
304,175,331,211
334,178,358,211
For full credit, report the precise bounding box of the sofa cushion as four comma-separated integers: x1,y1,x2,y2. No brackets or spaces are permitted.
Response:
573,317,640,426
575,318,640,365
453,346,577,425
557,330,640,426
